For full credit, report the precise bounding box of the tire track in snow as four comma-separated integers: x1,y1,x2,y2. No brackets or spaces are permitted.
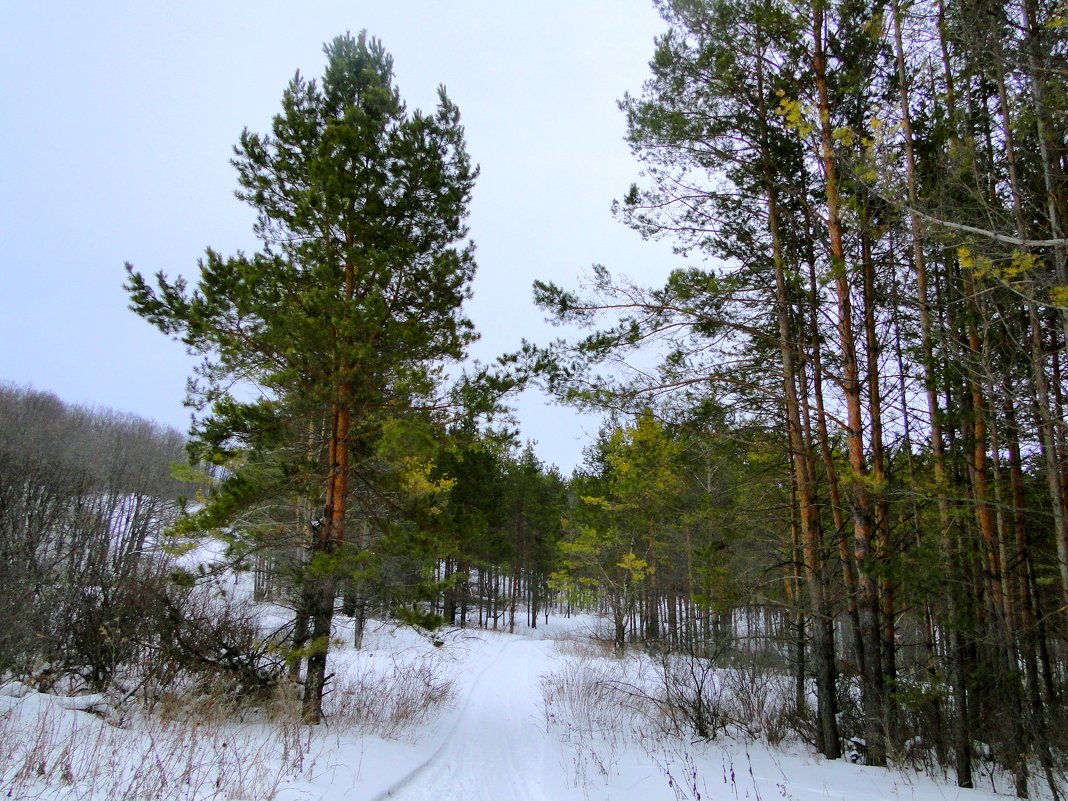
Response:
370,637,555,801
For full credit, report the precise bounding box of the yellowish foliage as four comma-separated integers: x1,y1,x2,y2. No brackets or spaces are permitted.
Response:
1006,250,1039,279
832,126,857,147
617,551,651,581
1049,1,1068,26
399,456,454,502
959,246,1036,282
957,246,976,269
775,91,815,139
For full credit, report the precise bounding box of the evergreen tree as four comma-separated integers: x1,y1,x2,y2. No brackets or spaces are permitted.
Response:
125,31,478,723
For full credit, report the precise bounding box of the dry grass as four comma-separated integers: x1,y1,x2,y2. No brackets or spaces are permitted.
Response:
0,693,306,800
540,656,642,739
551,635,619,660
326,650,456,739
539,653,662,791
0,635,457,800
538,645,804,796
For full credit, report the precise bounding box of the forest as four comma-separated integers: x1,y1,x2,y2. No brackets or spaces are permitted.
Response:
2,0,1068,798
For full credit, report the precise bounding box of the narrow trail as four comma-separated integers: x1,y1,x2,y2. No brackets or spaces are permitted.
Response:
374,637,559,801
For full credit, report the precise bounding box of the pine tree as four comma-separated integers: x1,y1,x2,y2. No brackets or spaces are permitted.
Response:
125,31,478,723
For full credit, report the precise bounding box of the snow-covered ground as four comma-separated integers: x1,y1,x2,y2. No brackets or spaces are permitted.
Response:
0,611,1041,800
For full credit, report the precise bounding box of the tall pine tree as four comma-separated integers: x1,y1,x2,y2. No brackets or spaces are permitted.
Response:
126,31,478,722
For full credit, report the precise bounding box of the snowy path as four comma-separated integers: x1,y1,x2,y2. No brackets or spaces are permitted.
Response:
376,637,559,801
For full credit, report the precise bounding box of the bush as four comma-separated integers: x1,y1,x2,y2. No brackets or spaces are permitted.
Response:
131,582,287,708
721,656,792,745
648,644,728,741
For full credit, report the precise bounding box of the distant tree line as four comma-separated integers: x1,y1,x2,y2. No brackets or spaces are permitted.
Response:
1,385,185,687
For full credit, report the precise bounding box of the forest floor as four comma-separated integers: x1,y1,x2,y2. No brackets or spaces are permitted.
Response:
1,609,1041,800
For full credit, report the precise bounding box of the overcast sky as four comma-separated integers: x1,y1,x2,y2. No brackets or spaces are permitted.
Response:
1,1,682,474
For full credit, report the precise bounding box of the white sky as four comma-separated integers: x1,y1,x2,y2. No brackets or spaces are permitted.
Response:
0,1,682,474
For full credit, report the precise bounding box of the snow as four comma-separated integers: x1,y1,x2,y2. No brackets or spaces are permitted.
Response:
0,612,1042,801
376,637,563,801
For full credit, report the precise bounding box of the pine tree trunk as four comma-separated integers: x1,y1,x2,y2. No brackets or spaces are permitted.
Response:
443,557,456,624
290,575,310,683
861,213,896,700
509,561,519,634
803,221,865,679
302,572,337,723
812,4,880,763
667,589,677,646
303,291,353,723
758,40,839,757
645,548,659,641
787,479,807,717
459,560,469,629
529,571,538,631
